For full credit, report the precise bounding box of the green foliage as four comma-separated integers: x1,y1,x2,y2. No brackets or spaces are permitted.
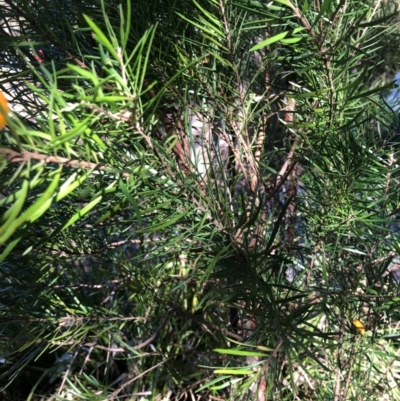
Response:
1,0,400,400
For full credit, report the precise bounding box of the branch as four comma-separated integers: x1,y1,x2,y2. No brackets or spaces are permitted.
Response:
0,147,131,178
81,311,171,352
108,357,172,399
285,0,335,126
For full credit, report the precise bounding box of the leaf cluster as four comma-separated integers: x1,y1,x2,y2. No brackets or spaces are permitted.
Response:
1,0,400,400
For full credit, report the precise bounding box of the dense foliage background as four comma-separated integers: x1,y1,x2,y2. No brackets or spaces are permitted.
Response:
1,0,400,399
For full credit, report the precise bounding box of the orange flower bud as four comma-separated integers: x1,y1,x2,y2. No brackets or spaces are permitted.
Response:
352,319,366,336
0,91,10,129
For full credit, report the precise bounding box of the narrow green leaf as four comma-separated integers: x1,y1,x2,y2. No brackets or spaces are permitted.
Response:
250,31,289,50
176,13,223,38
67,64,99,83
214,369,253,375
135,210,188,233
0,236,21,263
83,14,119,61
280,37,304,44
62,195,103,230
347,83,394,101
0,180,29,231
119,179,142,224
0,169,61,245
214,349,269,357
57,171,91,201
52,118,91,146
273,0,290,6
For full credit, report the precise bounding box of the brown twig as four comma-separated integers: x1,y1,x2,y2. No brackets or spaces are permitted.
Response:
0,147,131,178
